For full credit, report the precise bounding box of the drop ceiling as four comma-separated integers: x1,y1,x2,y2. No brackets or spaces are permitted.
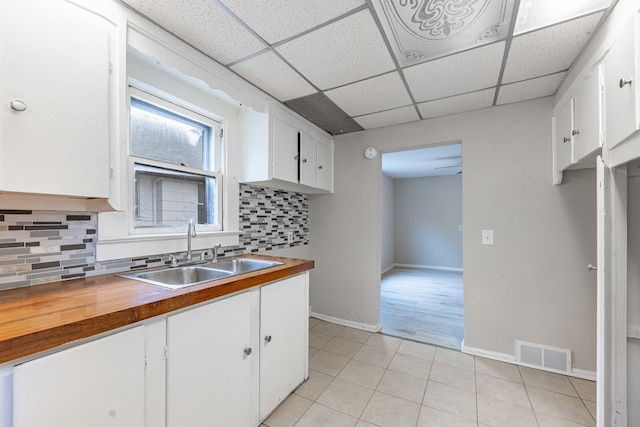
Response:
120,0,614,136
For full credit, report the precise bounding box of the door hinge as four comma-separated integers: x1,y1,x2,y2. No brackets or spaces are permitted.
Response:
109,61,113,75
163,345,168,360
144,353,148,368
220,128,224,139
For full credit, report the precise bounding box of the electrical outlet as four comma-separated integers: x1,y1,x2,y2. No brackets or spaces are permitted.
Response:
287,231,293,244
482,229,494,245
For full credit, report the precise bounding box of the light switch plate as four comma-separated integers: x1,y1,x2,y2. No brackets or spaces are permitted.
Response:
482,229,494,245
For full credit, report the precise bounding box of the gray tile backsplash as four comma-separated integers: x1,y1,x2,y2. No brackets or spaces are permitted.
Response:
0,184,309,291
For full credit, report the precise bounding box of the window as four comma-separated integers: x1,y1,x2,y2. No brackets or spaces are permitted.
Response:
129,90,223,233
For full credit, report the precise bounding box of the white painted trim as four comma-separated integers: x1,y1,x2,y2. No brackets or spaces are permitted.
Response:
310,312,381,333
462,345,596,381
381,265,394,274
628,326,640,340
392,263,463,272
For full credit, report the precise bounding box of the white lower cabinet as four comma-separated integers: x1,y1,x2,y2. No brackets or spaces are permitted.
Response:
167,289,260,427
12,326,146,427
260,274,309,420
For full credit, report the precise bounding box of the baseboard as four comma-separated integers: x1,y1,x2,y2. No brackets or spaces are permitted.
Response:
393,263,463,272
463,345,596,381
381,265,395,274
310,312,382,333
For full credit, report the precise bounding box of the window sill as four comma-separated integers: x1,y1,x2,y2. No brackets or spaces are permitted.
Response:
96,230,240,261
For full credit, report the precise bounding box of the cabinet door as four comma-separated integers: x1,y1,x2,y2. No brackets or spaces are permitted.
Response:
260,274,308,420
167,290,259,427
299,132,317,187
272,118,299,184
0,0,111,198
603,13,638,149
13,326,145,427
316,142,333,192
573,65,603,162
554,98,574,172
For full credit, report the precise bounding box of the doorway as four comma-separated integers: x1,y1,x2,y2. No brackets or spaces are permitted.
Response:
379,143,464,350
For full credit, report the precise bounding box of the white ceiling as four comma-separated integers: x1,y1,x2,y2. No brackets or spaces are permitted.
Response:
120,0,614,135
382,144,462,179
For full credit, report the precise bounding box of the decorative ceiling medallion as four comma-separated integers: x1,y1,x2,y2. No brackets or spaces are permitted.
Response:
371,0,515,67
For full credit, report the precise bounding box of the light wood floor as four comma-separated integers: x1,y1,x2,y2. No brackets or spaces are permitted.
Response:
380,267,464,350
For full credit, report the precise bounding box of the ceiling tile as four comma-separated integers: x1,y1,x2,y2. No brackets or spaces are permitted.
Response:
276,10,396,90
285,93,349,126
502,13,603,83
354,106,420,130
319,118,364,135
403,42,505,102
219,0,365,45
514,0,611,35
122,0,265,65
324,72,412,117
230,52,316,101
417,89,495,119
497,72,566,105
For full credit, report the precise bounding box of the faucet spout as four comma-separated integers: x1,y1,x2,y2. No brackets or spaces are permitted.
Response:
186,219,196,262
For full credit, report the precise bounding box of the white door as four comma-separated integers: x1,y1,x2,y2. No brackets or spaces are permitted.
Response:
596,156,627,426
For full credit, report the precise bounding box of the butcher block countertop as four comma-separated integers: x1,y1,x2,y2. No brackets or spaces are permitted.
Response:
0,254,314,364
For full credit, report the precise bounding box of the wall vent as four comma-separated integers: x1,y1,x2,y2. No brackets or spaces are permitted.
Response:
515,340,572,374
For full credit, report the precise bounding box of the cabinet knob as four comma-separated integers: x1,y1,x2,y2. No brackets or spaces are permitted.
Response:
572,129,580,136
562,137,570,143
302,158,307,163
318,165,323,170
587,263,597,272
10,100,27,111
294,154,300,161
619,78,632,88
265,335,272,343
243,347,252,356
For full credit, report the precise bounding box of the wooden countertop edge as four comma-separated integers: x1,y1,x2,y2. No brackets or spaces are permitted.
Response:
0,255,314,364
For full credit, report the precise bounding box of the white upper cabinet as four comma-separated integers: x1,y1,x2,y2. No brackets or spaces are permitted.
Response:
0,0,114,199
573,64,604,163
603,11,639,150
238,106,334,194
553,97,574,177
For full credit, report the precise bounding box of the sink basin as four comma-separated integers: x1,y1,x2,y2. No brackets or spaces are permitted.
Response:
120,258,283,289
205,257,283,274
120,266,233,289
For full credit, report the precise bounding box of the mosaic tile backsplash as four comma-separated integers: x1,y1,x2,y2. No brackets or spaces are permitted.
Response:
0,184,309,291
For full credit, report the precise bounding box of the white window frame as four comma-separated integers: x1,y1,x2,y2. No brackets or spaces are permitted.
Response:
127,86,224,236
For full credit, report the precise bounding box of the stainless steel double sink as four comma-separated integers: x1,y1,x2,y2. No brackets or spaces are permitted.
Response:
120,258,283,289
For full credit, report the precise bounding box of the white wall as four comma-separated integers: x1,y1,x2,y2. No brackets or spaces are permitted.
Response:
627,164,640,425
381,174,395,272
394,175,462,269
309,97,598,371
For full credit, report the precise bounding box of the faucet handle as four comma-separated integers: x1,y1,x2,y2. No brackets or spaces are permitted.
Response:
168,254,179,268
212,243,222,262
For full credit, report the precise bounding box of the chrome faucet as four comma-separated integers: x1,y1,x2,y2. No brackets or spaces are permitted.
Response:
186,219,196,262
212,243,222,262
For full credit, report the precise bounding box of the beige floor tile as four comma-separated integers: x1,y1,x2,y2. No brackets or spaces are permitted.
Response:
376,369,427,403
309,317,322,329
569,377,596,402
263,394,313,427
354,420,378,427
536,410,595,426
477,394,538,427
309,330,333,349
417,406,477,427
352,345,395,368
294,369,333,400
308,347,319,358
309,350,350,376
520,366,578,397
361,391,421,427
423,381,477,421
322,337,363,358
337,359,386,389
434,347,475,371
388,352,431,379
584,399,596,420
337,327,373,344
397,340,436,361
527,386,595,426
476,372,531,408
294,403,358,427
316,378,374,418
364,333,403,351
475,356,522,383
312,321,345,337
429,361,476,392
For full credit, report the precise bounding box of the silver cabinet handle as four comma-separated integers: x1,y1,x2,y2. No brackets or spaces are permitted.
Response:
587,263,597,272
10,100,27,111
572,129,580,136
265,335,272,343
243,347,252,356
563,137,570,143
294,154,300,161
620,78,632,88
318,165,323,170
302,158,307,163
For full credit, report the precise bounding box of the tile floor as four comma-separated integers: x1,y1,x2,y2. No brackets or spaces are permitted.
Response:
262,319,597,427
